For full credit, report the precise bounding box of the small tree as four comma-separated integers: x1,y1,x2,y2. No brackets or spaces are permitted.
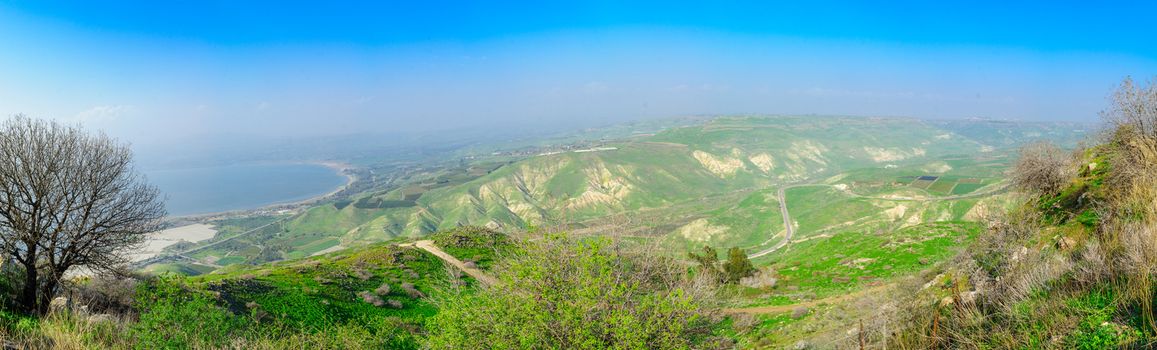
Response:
1102,76,1157,139
689,245,755,284
1101,77,1157,218
722,247,756,283
0,116,165,314
687,245,720,281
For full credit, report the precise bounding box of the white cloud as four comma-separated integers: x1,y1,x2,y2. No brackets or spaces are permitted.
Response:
73,105,132,124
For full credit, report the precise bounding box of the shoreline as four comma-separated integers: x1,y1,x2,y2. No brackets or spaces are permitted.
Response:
164,161,356,223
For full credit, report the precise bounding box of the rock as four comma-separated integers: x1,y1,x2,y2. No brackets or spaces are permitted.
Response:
791,306,809,319
793,340,810,349
961,291,979,304
740,268,778,289
1010,246,1029,262
49,296,69,314
940,295,955,306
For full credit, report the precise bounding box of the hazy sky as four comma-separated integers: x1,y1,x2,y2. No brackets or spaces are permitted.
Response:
1,1,1155,150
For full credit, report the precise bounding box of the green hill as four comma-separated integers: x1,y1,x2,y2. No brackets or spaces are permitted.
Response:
324,117,1006,243
168,116,1082,270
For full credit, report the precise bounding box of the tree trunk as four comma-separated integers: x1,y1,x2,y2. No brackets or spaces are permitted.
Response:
18,259,38,314
37,277,58,315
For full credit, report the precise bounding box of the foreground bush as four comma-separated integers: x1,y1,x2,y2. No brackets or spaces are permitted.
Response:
889,77,1157,349
425,234,723,349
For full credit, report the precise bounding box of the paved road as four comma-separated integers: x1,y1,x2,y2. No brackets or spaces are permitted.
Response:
746,182,1008,259
748,185,799,259
183,217,288,255
401,240,501,287
132,217,288,269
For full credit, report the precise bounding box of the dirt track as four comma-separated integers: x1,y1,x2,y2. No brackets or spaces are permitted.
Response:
401,240,501,287
724,283,894,314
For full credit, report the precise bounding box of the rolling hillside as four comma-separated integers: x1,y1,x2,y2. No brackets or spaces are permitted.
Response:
320,116,1025,245
173,116,1082,267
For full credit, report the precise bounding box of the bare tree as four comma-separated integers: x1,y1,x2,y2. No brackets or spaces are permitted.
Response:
1102,76,1157,138
1010,141,1074,195
1101,77,1157,218
0,116,165,314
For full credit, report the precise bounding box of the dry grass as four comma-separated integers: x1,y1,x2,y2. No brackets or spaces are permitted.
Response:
886,77,1157,349
0,312,133,349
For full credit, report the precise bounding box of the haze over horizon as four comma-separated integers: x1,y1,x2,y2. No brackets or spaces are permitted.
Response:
1,1,1153,156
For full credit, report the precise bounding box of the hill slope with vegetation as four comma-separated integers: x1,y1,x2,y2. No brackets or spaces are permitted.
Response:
192,116,1079,266
879,77,1157,349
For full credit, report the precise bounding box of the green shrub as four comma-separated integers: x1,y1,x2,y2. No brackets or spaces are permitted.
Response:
425,234,720,349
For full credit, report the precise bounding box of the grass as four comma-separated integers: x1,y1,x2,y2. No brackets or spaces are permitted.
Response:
784,186,880,238
763,222,980,301
0,238,467,349
427,226,514,269
951,182,985,195
926,179,956,194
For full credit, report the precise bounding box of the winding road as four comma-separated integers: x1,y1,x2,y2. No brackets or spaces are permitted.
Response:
746,182,1008,259
394,180,1009,314
730,181,1008,314
748,185,799,259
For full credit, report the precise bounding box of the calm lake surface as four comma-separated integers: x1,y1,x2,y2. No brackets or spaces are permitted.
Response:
146,163,347,216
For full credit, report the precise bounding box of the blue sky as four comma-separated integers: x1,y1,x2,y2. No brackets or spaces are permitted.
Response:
1,1,1154,151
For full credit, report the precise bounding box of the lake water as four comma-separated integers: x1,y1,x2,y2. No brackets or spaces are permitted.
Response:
146,163,347,216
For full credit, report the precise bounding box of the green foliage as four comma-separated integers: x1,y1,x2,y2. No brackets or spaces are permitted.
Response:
722,247,755,284
124,242,451,349
1066,288,1141,349
428,226,513,269
425,234,720,349
130,275,251,349
688,245,720,280
689,245,757,285
767,222,980,300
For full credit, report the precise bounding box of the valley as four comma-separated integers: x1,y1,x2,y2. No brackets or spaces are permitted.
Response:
146,116,1074,270
1,4,1145,348
119,116,1086,347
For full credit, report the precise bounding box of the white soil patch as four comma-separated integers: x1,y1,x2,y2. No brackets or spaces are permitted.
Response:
311,244,346,257
863,147,926,162
921,161,953,173
884,204,908,220
131,224,217,262
748,153,776,173
677,218,729,243
692,150,745,177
